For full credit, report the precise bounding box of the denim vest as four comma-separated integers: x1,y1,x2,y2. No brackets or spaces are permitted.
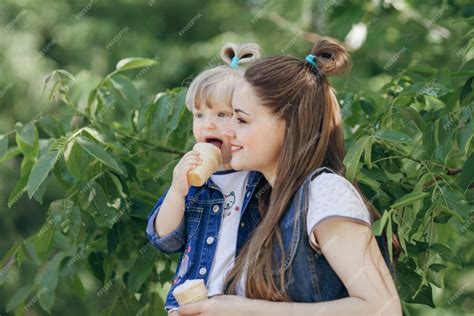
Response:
271,167,394,302
146,171,264,310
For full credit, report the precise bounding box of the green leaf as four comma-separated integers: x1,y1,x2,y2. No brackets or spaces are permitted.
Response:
363,136,373,169
32,173,52,205
392,191,430,208
413,173,430,215
376,130,413,142
0,134,8,158
0,242,21,286
82,182,120,228
372,209,390,236
38,114,65,138
35,252,65,313
457,153,474,191
459,76,473,104
22,239,42,265
127,244,158,293
109,74,141,105
430,243,461,265
6,284,34,312
15,121,39,157
429,263,447,272
441,187,471,217
149,92,171,138
386,214,393,262
76,137,125,175
48,199,82,243
115,57,158,72
27,149,60,198
88,252,105,283
344,136,369,182
64,140,93,180
434,116,453,163
167,89,187,132
15,122,35,146
8,158,34,207
426,269,444,288
34,221,56,262
457,106,473,154
0,146,21,163
397,265,435,308
433,211,452,223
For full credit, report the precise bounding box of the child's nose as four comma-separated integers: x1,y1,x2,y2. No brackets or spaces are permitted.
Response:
204,121,216,130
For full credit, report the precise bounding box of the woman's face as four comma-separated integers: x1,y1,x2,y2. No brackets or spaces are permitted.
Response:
226,80,285,183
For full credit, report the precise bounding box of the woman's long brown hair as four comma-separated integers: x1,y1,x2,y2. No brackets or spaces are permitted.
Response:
223,37,400,301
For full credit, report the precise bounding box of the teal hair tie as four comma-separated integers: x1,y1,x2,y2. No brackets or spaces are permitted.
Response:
305,54,318,68
230,56,240,68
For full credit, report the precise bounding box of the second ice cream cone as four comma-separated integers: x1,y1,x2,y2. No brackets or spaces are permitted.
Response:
173,279,208,305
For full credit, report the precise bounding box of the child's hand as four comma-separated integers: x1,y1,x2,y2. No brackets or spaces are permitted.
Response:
170,150,203,197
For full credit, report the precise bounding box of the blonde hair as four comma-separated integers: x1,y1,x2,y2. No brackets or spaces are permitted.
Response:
185,43,262,111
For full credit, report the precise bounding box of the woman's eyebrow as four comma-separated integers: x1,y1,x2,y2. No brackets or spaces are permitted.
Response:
234,108,250,116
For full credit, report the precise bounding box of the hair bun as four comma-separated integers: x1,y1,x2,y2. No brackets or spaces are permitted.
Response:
220,43,262,67
310,37,352,76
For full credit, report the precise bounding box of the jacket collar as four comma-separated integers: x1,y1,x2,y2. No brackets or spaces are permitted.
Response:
203,170,263,191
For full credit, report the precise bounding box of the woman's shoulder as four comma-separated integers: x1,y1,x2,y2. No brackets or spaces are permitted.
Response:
310,170,358,194
307,170,371,224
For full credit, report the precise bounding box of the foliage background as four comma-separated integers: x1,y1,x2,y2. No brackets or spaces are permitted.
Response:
0,0,473,315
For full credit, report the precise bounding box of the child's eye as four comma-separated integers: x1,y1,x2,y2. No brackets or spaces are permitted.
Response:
217,112,229,118
194,113,203,118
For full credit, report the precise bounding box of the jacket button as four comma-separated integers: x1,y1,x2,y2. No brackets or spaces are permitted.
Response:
240,222,245,228
199,267,207,275
212,205,220,213
206,236,215,244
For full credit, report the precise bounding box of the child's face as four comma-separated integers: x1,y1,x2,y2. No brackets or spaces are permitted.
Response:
192,102,233,165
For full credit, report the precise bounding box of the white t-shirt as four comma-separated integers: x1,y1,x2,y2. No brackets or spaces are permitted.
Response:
206,169,251,296
236,171,371,296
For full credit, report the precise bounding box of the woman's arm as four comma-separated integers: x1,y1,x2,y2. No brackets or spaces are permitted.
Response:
248,218,402,316
178,218,402,316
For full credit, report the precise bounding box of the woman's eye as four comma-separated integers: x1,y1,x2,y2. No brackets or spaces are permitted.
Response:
236,117,247,124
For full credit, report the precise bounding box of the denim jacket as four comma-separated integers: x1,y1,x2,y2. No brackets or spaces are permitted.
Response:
146,170,265,311
269,167,395,302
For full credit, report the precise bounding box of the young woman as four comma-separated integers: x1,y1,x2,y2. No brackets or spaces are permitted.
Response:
178,37,402,316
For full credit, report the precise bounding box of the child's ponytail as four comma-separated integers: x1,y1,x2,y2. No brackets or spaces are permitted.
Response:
185,42,262,111
220,43,262,68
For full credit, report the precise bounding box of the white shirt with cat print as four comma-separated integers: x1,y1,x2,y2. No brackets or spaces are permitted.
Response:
206,169,251,296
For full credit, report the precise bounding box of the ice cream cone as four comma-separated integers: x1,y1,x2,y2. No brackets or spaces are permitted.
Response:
187,143,222,186
172,279,208,305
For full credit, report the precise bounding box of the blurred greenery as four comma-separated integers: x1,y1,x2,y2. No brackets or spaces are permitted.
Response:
0,0,473,315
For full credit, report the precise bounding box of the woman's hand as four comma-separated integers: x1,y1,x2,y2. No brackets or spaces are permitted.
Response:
178,295,254,316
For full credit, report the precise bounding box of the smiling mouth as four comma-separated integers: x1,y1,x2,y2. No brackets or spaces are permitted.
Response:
205,137,223,149
231,145,243,154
